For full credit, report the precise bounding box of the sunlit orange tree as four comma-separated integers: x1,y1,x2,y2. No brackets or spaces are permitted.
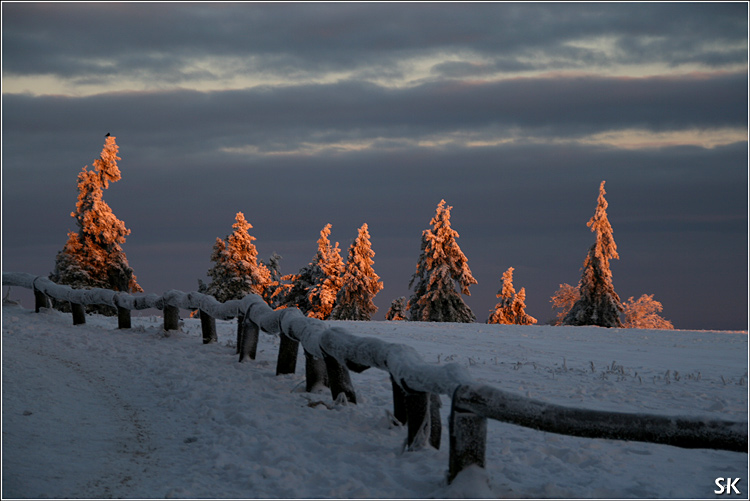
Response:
50,135,142,314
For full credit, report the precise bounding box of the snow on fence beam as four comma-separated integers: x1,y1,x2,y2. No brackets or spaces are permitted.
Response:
452,383,748,453
3,272,37,290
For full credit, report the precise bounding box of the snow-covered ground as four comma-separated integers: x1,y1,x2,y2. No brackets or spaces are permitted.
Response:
2,302,747,499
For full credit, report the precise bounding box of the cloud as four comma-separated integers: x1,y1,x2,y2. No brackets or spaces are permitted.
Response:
3,3,746,93
2,2,747,330
3,72,745,168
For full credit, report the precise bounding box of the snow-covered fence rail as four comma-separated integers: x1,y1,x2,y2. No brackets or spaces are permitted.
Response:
4,272,747,484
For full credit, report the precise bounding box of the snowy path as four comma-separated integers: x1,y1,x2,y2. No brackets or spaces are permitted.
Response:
2,303,747,498
2,339,156,498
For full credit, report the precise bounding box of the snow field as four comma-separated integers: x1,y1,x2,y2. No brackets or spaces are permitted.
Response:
2,303,747,498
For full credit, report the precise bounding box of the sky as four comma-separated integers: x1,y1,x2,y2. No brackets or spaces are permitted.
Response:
2,2,748,330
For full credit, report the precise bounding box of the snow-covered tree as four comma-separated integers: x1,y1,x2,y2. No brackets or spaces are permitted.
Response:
407,200,477,322
282,224,344,319
50,135,142,314
261,252,290,308
550,283,580,325
386,297,407,321
488,267,536,325
203,212,272,303
487,267,516,324
331,223,383,320
307,224,345,320
622,294,674,329
564,181,623,327
510,288,537,325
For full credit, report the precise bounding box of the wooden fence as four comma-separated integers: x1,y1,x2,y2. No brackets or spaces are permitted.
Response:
3,271,747,484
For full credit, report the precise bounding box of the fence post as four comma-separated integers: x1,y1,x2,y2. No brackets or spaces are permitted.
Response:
199,310,217,344
322,351,357,404
164,304,180,331
276,332,299,375
117,306,131,329
403,391,442,450
33,288,49,312
71,303,86,325
238,316,259,362
236,313,244,354
304,350,329,393
448,386,487,484
390,375,408,425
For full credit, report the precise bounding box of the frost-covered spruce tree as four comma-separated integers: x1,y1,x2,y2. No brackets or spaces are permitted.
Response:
564,181,623,327
510,288,537,325
306,224,345,320
407,200,477,322
50,135,142,314
261,252,290,308
203,212,272,303
331,223,384,320
282,224,344,319
488,267,536,325
487,267,516,324
386,297,407,321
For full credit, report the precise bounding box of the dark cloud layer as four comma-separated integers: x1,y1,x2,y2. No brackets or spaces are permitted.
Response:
3,3,747,83
3,72,745,162
2,2,747,330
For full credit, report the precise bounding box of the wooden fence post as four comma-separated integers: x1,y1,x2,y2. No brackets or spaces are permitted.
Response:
304,350,329,393
322,351,357,404
236,313,244,354
164,304,180,331
199,310,217,344
276,332,299,375
71,303,86,325
117,306,131,329
390,375,408,425
238,316,259,362
33,288,49,312
403,391,442,450
448,386,487,484
429,393,442,448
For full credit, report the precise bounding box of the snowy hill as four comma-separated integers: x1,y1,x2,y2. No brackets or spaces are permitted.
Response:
2,303,747,499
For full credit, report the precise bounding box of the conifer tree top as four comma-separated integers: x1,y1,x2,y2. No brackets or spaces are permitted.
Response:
587,180,618,262
92,136,122,189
